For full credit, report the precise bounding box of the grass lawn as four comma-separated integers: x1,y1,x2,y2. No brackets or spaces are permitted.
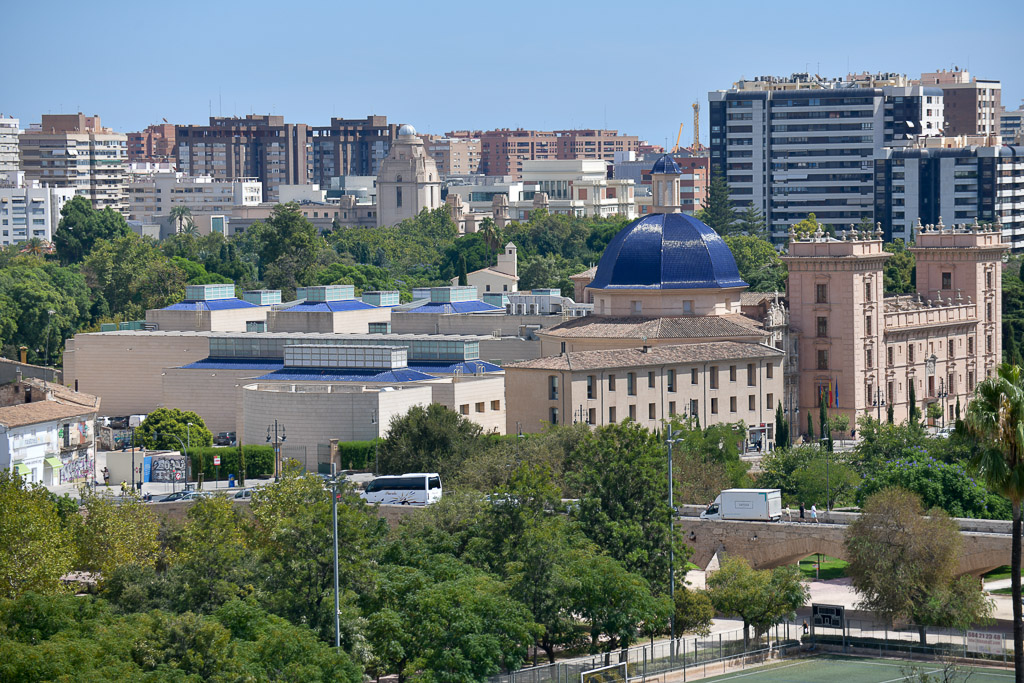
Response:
983,565,1020,582
798,554,849,581
993,587,1013,595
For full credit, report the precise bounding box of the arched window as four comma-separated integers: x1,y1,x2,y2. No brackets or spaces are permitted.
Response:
396,174,402,183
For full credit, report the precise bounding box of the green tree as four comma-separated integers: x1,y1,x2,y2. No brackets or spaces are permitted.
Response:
479,217,501,252
858,455,1006,519
376,404,484,481
819,397,833,452
707,556,808,646
888,402,895,424
674,586,715,637
457,252,469,286
791,213,829,239
735,202,768,237
697,171,736,234
82,233,187,319
845,488,993,644
169,205,193,234
775,401,789,449
566,421,688,594
909,382,920,422
723,235,786,292
965,364,1024,680
0,472,75,599
76,492,160,581
883,239,916,295
53,196,130,265
136,408,213,452
244,202,327,280
807,411,814,440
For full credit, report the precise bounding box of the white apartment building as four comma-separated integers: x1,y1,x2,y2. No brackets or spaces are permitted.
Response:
709,73,944,243
19,114,128,214
0,184,76,247
517,159,635,219
126,172,262,222
0,116,20,180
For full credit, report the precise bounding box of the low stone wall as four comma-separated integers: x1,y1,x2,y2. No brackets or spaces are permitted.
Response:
147,498,422,528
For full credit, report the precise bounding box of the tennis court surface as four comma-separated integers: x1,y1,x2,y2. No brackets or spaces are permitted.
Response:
694,655,1013,683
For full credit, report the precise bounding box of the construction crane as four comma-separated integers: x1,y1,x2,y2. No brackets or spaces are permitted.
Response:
670,122,684,153
692,102,703,151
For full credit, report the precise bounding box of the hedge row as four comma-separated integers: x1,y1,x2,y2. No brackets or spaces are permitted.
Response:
337,440,378,470
188,446,275,481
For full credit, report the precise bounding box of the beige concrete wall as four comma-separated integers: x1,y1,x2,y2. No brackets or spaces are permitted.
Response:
267,307,392,334
478,337,542,365
239,383,433,459
146,306,270,333
161,367,266,434
592,288,744,317
429,376,506,434
538,333,764,357
506,357,783,440
390,312,563,336
64,333,211,416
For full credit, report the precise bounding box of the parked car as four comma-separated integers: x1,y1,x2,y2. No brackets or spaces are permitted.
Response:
230,489,252,500
158,490,192,503
214,431,236,446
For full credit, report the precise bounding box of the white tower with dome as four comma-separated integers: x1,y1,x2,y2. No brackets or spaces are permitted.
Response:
376,124,442,227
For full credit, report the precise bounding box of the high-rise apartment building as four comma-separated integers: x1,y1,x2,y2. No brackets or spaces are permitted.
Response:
875,145,1024,247
310,115,397,185
127,123,177,164
915,69,1001,138
0,115,20,180
478,128,640,179
126,173,263,222
709,73,943,243
0,184,76,246
18,113,128,214
423,132,481,176
1002,102,1024,144
175,115,311,202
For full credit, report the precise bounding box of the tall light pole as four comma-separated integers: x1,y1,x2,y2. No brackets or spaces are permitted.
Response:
266,420,286,480
326,467,344,649
873,386,886,423
370,410,378,476
937,377,949,429
665,425,684,660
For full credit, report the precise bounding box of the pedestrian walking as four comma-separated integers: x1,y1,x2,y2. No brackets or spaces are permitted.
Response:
120,480,128,497
799,502,805,522
811,504,819,523
102,466,110,486
802,620,809,635
784,504,792,521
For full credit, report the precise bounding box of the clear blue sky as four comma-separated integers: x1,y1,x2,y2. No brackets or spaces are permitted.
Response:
3,0,1021,145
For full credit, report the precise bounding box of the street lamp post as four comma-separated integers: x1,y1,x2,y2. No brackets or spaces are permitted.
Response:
370,411,378,476
665,425,684,661
326,467,344,649
44,309,55,367
873,386,886,423
266,420,286,480
937,378,949,430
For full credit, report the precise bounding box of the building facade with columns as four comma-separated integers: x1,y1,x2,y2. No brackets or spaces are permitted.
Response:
783,220,1004,429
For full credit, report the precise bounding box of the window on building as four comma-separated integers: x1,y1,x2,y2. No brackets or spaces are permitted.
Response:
766,362,774,379
908,344,915,363
748,395,755,411
968,337,975,355
648,403,656,419
690,398,699,416
767,392,773,407
864,280,872,301
609,374,616,391
948,373,955,393
396,186,402,207
947,339,954,358
669,401,676,416
817,349,829,370
648,371,655,388
587,375,595,399
987,335,993,353
969,371,975,391
987,270,993,289
817,316,828,337
942,272,952,289
550,407,559,425
588,408,596,424
691,368,698,384
747,364,756,386
729,365,737,382
866,348,873,369
667,370,676,392
627,372,636,396
866,316,872,335
887,346,895,367
987,303,992,321
549,375,559,400
460,404,470,415
711,398,719,414
491,400,501,411
629,404,636,420
608,406,617,423
710,367,719,389
631,300,642,314
730,396,737,412
816,283,828,304
476,402,485,413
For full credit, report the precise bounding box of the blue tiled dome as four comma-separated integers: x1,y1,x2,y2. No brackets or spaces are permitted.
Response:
589,213,748,290
650,154,682,175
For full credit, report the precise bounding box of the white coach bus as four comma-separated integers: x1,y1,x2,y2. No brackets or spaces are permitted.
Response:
359,473,443,505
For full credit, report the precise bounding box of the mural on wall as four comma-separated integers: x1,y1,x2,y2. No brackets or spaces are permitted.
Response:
145,455,188,483
59,453,94,483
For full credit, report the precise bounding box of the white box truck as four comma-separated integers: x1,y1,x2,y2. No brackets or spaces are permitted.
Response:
700,488,782,521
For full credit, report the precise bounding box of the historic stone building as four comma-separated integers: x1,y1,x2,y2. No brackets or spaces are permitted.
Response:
376,124,442,227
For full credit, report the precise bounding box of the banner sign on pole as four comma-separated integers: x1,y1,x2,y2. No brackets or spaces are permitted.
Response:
812,603,845,629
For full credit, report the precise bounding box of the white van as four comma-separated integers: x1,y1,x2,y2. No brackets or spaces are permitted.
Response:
360,473,442,505
128,414,148,428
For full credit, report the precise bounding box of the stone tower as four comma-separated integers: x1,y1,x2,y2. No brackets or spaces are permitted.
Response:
650,154,682,214
376,124,441,227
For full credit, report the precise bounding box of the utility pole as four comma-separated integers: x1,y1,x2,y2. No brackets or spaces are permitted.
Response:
266,420,286,480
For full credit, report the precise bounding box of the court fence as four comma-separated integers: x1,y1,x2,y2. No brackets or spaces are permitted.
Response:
490,618,1014,683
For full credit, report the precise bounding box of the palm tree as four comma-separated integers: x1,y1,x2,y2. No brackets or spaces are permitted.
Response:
180,218,199,237
965,363,1024,683
169,205,193,234
19,237,54,256
479,217,501,253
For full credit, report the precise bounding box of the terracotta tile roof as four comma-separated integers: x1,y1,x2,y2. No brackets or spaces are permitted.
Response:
471,267,517,280
740,291,779,306
570,266,598,281
0,401,98,429
507,341,783,372
539,314,764,340
21,378,100,411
